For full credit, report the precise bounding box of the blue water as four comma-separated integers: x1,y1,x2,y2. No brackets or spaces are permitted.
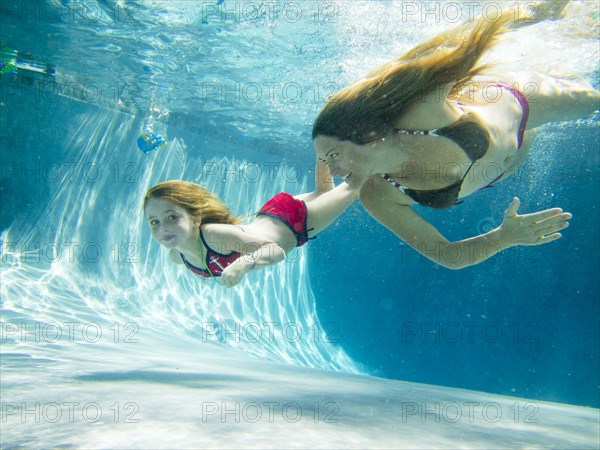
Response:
312,123,600,407
1,1,599,446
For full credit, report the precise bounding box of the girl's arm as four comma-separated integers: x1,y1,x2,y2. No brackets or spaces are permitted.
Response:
360,178,571,270
202,224,287,287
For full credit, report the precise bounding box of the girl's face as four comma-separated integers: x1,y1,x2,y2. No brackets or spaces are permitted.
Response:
145,198,199,250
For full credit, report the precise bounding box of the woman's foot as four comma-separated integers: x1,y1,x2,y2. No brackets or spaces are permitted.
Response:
533,0,570,21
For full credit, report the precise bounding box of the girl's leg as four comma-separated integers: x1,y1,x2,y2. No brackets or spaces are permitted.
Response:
300,182,359,236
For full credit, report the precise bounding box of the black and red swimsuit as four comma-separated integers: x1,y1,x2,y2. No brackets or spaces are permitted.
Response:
180,192,310,278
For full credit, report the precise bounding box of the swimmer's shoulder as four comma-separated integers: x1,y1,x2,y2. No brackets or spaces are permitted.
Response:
201,223,246,240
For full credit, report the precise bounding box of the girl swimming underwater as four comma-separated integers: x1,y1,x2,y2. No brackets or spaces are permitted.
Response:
144,161,357,287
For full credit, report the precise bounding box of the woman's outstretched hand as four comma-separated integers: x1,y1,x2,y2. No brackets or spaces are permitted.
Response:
497,197,572,247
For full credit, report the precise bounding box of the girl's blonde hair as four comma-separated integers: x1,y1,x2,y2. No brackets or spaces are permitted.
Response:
144,180,241,224
313,11,518,144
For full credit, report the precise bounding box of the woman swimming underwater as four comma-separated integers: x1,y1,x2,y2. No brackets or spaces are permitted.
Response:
313,7,599,269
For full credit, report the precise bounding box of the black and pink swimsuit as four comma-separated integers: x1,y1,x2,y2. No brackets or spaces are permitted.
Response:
381,83,530,209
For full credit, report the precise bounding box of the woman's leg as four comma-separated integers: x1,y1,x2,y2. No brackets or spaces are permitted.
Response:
489,72,599,129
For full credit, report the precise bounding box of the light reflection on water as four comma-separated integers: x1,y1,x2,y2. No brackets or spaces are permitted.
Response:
1,1,599,446
1,1,597,147
0,107,359,374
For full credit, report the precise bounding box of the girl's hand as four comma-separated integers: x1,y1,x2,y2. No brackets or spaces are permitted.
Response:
219,255,256,288
219,262,247,288
497,197,572,247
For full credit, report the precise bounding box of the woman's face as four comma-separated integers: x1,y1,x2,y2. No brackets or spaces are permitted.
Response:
313,135,372,183
145,198,199,250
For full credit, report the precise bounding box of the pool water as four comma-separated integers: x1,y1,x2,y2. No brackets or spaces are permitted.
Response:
1,1,599,448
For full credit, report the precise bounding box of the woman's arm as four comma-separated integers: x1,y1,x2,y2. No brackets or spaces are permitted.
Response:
360,178,571,269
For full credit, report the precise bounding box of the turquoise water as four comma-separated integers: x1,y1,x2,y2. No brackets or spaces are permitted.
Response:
1,1,599,447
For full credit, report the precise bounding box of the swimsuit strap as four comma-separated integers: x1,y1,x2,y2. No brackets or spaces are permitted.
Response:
494,82,530,148
478,83,531,190
394,129,440,137
194,228,217,281
180,252,211,278
392,101,464,137
380,173,404,190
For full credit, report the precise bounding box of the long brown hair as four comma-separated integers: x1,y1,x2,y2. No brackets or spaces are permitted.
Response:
312,11,518,144
144,180,241,224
